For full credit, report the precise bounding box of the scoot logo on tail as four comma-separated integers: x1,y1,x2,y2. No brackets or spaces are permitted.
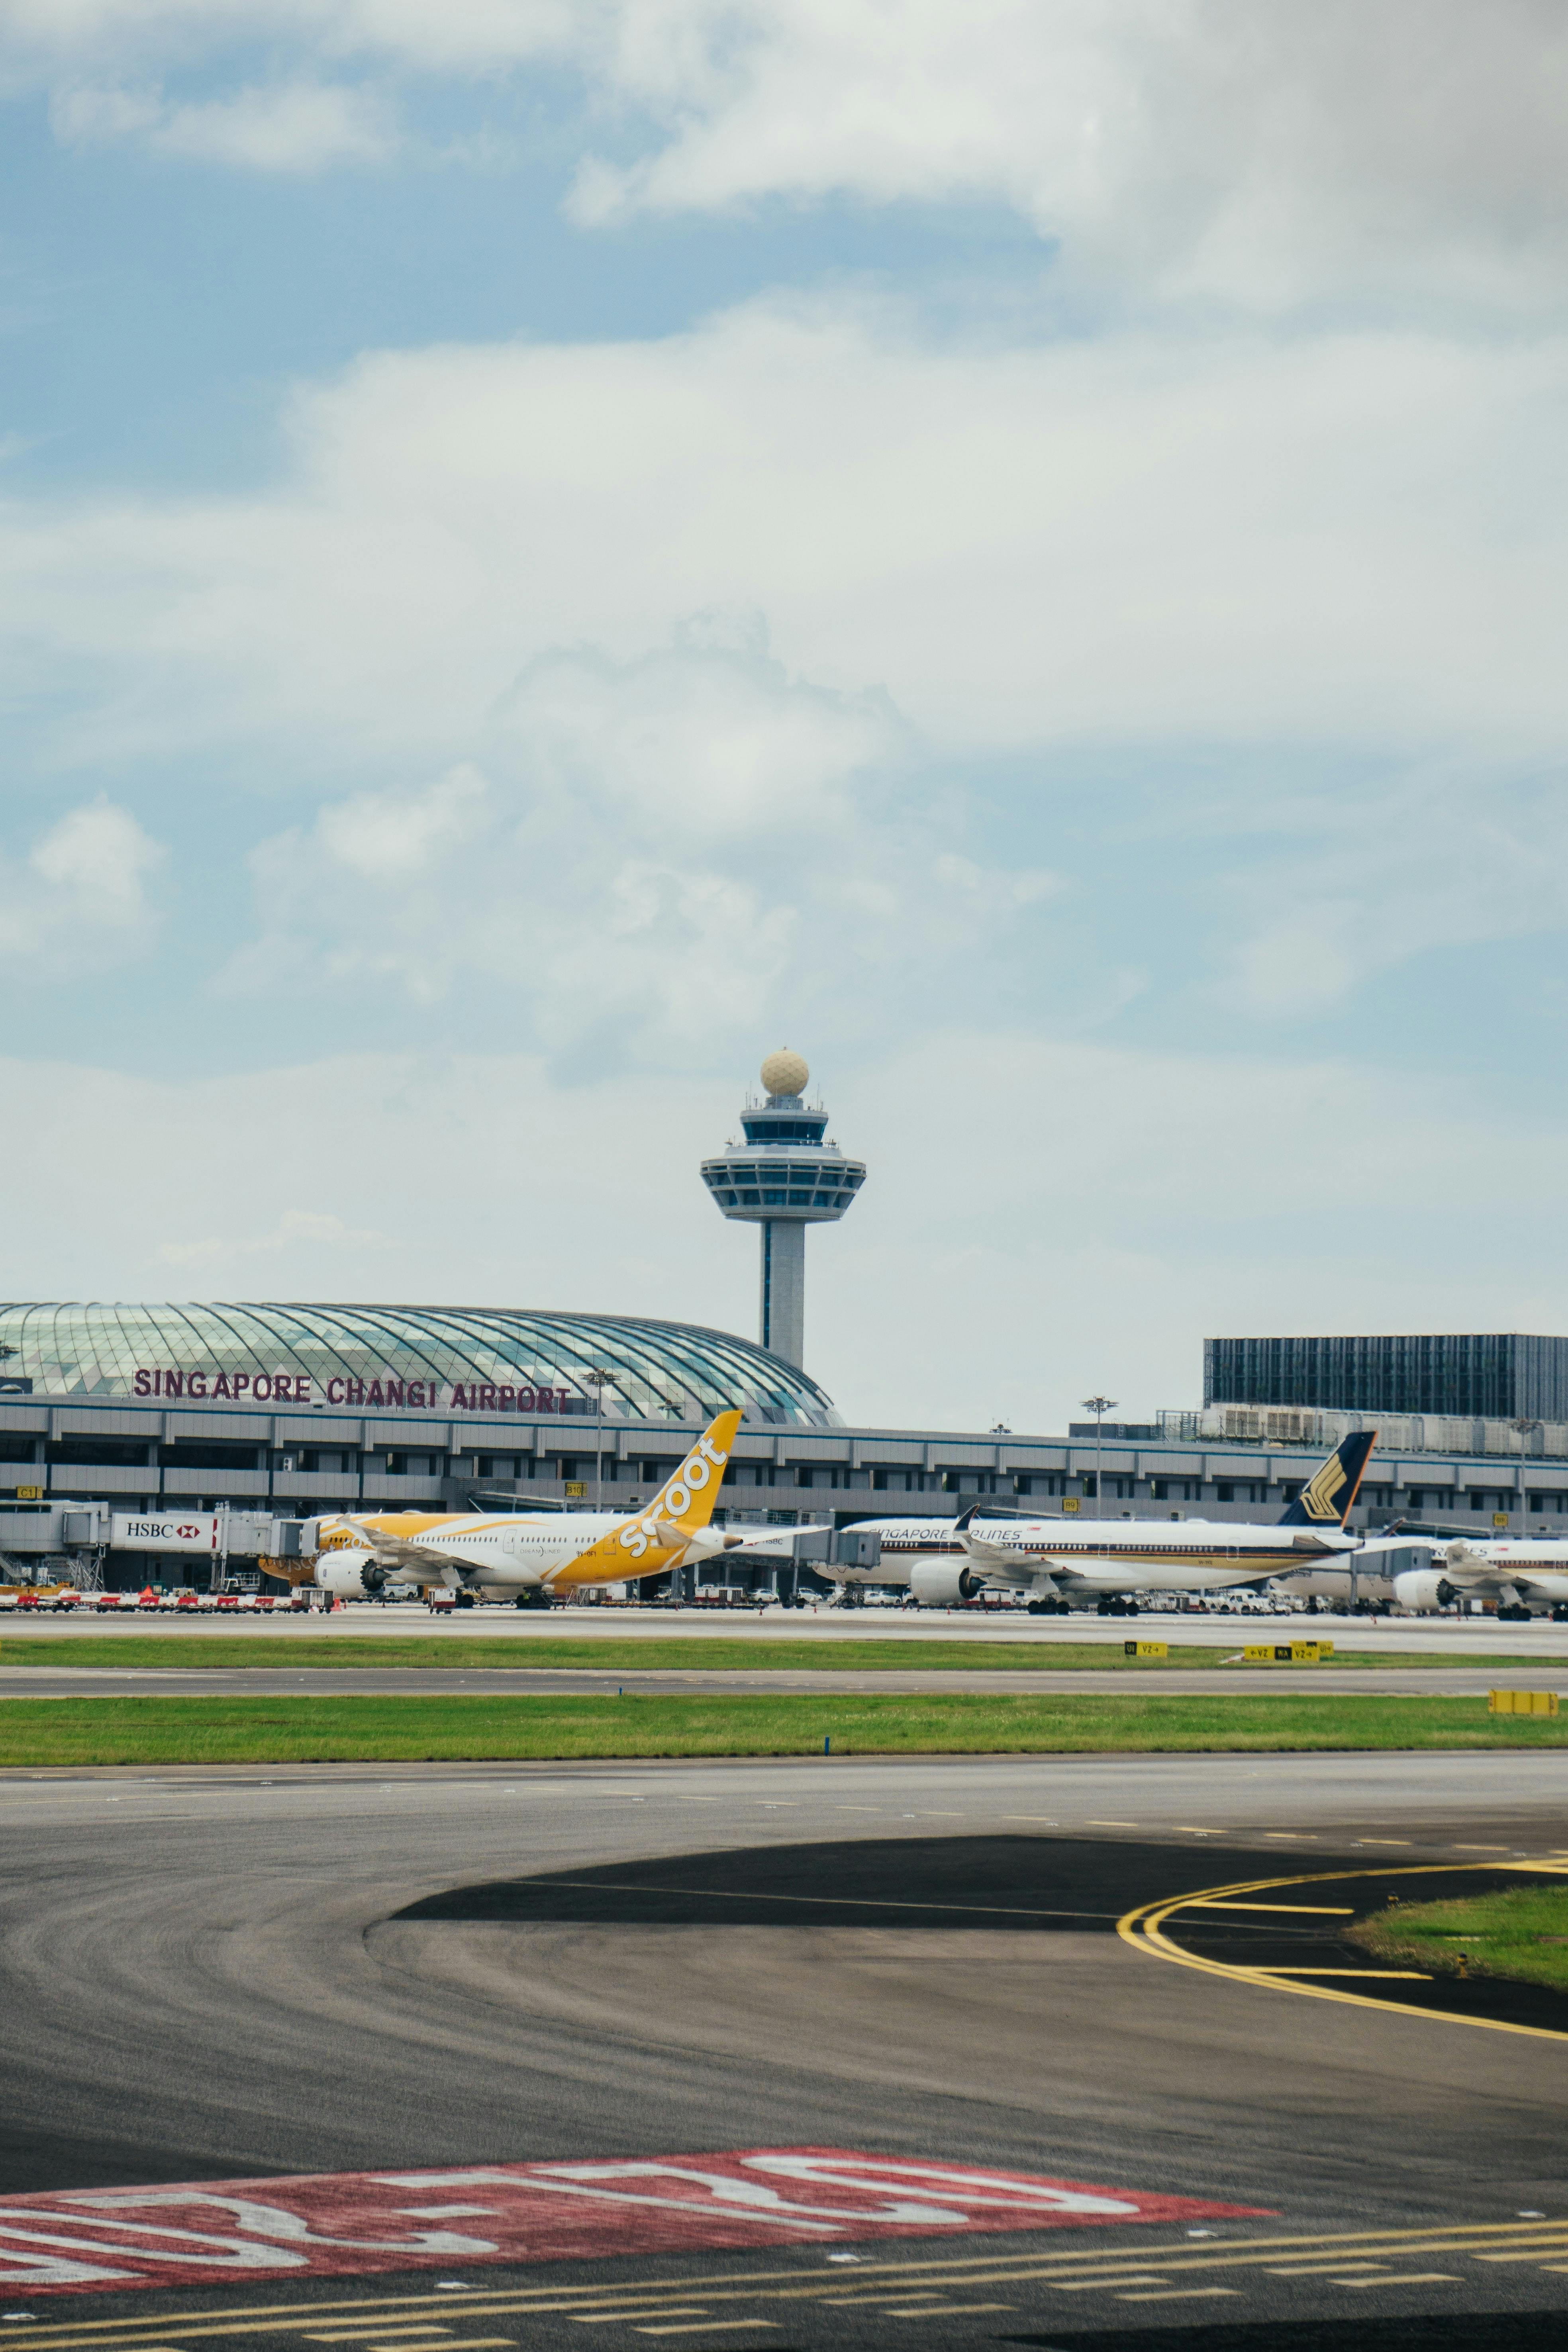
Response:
619,1429,731,1559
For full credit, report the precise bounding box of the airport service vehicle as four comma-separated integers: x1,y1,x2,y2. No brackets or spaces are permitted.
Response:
1388,1537,1568,1621
831,1432,1376,1612
286,1411,824,1605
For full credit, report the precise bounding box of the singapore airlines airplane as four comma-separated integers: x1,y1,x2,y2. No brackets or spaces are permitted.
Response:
831,1432,1376,1613
1386,1536,1568,1623
287,1410,819,1604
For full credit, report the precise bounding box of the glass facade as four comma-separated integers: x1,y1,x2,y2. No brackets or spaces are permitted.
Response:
1205,1333,1568,1424
0,1303,841,1428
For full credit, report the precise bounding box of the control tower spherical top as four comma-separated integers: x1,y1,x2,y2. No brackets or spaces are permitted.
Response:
760,1047,809,1099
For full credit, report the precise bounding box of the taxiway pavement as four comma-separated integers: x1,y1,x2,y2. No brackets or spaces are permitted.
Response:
1,1750,1566,2343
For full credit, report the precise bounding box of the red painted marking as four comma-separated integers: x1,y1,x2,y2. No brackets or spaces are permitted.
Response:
0,2150,1267,2295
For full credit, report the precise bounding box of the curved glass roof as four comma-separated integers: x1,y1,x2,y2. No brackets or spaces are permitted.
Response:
0,1303,840,1428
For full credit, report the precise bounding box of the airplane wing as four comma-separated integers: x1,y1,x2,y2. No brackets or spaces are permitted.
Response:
959,1530,1024,1568
700,1522,834,1555
347,1529,476,1577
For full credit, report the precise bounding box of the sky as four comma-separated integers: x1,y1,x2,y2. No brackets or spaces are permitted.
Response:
2,1,1566,1434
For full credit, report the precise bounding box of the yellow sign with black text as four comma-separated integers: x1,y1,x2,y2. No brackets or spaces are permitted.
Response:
1123,1640,1168,1660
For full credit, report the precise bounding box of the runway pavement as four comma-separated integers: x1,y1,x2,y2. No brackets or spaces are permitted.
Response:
2,1662,1563,1695
1,1750,1567,2344
12,1604,1568,1654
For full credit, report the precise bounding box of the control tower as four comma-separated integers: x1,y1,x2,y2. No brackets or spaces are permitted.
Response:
700,1050,867,1368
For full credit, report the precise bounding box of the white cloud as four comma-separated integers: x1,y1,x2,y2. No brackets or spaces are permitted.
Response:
158,1208,388,1267
1220,765,1568,1019
496,635,901,837
312,760,491,880
219,636,1037,1052
0,798,163,976
51,77,396,170
10,4,1568,310
8,302,1566,776
4,296,1564,1030
562,1,1568,317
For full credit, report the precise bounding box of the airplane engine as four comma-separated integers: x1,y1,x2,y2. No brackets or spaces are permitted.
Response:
1392,1570,1455,1614
907,1561,984,1607
314,1550,386,1597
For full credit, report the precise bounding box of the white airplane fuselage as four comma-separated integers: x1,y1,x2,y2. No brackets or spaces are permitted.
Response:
832,1513,1354,1603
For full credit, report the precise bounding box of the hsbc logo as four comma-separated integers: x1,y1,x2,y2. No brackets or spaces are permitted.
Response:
113,1514,219,1552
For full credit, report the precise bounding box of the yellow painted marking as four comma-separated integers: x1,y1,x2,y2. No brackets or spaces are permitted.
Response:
568,2314,708,2327
306,2333,453,2343
877,2305,1014,2318
1454,1844,1510,1851
1116,2288,1241,2303
1119,1862,1568,2040
1354,1839,1411,1846
1183,1901,1353,1913
1257,1967,1431,1978
1330,2274,1461,2288
1087,1819,1139,1826
16,2223,1568,2347
631,2326,777,2338
1050,2277,1169,2293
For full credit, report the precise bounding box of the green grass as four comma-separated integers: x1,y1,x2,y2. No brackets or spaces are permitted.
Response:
0,1633,1548,1675
2,1691,1567,1766
1350,1884,1568,1993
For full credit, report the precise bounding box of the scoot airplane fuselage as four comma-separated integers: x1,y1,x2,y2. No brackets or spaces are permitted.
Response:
830,1433,1377,1607
298,1410,816,1599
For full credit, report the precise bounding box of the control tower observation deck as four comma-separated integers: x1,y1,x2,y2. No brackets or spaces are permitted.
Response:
700,1050,867,1369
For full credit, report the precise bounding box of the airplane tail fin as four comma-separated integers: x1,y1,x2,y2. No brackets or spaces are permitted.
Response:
1277,1429,1377,1529
578,1408,743,1576
655,1409,742,1534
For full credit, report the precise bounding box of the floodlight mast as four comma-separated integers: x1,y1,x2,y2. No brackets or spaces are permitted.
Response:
586,1369,613,1509
1081,1395,1117,1515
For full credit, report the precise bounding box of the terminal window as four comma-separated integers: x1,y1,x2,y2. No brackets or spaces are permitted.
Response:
160,1442,261,1470
50,1437,151,1466
0,1436,37,1461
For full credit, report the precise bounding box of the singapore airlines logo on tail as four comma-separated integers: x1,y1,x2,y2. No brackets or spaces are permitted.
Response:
1298,1456,1347,1522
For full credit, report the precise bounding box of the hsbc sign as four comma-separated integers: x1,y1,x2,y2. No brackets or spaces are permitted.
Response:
111,1515,221,1554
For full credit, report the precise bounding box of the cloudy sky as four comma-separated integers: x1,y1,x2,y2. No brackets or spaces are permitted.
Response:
2,1,1565,1431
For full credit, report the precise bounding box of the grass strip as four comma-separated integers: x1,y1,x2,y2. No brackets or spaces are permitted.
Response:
0,1635,1548,1675
2,1692,1568,1766
1350,1884,1568,1993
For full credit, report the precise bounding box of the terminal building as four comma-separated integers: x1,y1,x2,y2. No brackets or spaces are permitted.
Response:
7,1300,1568,1589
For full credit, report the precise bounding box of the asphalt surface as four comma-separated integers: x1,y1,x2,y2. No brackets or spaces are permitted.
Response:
12,1606,1568,1654
2,1752,1568,2346
2,1664,1562,1695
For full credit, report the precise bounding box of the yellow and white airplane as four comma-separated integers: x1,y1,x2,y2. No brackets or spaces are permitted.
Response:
286,1409,818,1605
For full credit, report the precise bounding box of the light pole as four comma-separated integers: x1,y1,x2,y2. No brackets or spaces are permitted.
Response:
1511,1417,1541,1530
1081,1395,1117,1515
585,1370,613,1510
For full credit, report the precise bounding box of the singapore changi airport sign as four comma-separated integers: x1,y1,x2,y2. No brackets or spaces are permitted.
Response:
131,1368,575,1413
